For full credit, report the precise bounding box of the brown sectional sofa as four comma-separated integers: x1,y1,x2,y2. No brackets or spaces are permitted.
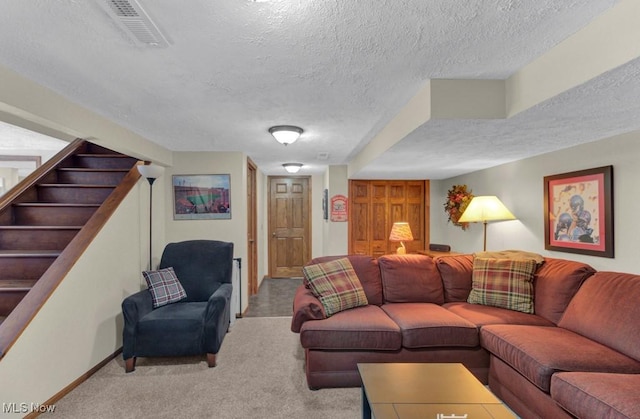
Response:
291,253,640,419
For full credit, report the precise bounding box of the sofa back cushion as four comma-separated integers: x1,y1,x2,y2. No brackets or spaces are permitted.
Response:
378,254,444,304
435,254,474,302
559,272,640,361
307,255,383,305
534,258,595,324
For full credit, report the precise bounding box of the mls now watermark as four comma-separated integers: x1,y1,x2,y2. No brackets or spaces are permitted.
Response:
3,402,56,414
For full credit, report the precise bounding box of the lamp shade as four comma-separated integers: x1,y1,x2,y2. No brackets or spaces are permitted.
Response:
389,222,414,242
282,163,303,173
137,163,165,179
269,125,303,145
457,196,516,223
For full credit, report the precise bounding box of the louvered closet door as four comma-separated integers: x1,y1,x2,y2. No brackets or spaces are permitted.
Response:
349,180,428,257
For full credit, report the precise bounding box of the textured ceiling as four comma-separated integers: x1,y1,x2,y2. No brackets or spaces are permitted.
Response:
0,0,633,178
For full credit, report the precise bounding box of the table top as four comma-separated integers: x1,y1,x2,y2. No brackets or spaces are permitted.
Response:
357,363,515,419
415,250,462,258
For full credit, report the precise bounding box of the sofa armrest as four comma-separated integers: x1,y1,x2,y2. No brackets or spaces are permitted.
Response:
205,283,233,321
121,289,154,359
291,285,326,333
203,283,233,353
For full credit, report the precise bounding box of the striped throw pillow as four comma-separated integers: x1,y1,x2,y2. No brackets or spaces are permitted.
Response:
303,258,368,317
143,267,187,308
468,258,537,314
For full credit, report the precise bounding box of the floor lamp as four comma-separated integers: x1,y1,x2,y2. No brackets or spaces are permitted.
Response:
457,196,516,251
137,163,165,270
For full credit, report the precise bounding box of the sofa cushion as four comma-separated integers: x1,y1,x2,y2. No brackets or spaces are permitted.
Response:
534,258,595,324
435,254,474,302
142,267,187,308
137,301,206,356
378,254,444,304
443,302,554,327
468,258,537,314
559,272,640,362
382,303,478,348
551,372,640,419
481,324,640,393
303,257,368,317
308,255,383,305
299,305,401,350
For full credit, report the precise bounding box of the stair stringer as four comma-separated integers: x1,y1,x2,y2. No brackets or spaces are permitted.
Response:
0,175,147,414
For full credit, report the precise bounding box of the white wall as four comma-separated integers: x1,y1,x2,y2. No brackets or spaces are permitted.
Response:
430,130,640,274
160,151,249,310
323,165,349,256
0,183,145,418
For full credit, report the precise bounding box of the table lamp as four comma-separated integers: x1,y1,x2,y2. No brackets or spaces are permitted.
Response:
389,222,414,254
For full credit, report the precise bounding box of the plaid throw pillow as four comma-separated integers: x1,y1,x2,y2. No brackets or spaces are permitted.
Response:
143,267,187,308
303,258,368,317
468,258,537,314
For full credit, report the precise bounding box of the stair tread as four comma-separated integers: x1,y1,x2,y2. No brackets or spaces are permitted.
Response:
0,250,61,257
13,203,100,207
0,226,82,230
37,184,116,188
0,279,37,290
75,153,133,158
57,168,130,172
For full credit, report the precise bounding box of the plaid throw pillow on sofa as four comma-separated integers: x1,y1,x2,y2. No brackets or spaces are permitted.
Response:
468,257,537,314
303,257,368,317
143,267,187,308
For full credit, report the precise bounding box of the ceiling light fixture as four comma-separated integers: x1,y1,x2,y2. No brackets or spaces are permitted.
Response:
282,163,303,174
269,125,303,146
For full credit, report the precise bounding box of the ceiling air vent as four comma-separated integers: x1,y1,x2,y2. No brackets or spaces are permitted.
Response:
100,0,169,47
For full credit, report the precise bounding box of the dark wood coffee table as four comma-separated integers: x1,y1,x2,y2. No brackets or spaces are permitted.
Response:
357,363,516,419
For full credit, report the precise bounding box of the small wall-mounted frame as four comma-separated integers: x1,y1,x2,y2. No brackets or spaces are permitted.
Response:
544,165,613,258
322,189,328,220
173,174,231,220
330,194,348,222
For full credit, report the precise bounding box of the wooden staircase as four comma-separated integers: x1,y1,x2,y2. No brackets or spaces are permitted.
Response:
0,139,139,332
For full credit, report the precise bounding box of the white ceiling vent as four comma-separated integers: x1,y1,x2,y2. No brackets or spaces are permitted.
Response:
100,0,169,47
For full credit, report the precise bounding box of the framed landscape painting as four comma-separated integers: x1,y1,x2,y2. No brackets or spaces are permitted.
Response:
173,174,231,220
544,166,613,258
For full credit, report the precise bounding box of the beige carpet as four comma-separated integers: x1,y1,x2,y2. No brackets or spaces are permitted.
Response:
44,317,359,418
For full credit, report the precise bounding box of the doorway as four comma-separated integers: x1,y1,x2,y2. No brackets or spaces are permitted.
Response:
268,176,311,278
247,158,258,295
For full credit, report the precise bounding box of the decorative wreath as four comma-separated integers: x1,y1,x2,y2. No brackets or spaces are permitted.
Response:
444,184,474,230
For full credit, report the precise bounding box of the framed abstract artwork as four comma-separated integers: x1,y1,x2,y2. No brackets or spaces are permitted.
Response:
172,174,231,220
543,166,613,257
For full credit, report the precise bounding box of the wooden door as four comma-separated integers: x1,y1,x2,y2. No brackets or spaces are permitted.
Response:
247,158,258,295
268,176,310,278
349,180,428,257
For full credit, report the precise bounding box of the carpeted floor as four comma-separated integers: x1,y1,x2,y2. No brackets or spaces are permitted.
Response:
44,317,359,418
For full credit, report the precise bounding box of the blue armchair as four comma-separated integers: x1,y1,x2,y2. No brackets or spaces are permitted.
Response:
122,240,233,372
